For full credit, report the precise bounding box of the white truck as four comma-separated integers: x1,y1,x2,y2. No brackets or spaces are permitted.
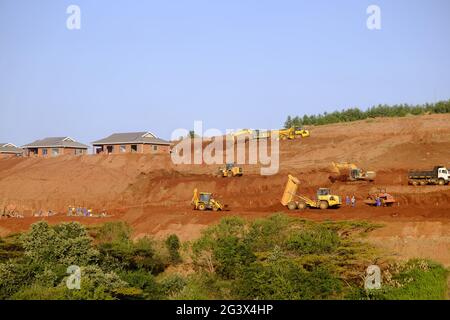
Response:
408,166,450,186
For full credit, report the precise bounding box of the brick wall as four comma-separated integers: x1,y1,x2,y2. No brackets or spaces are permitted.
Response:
95,143,170,154
26,147,86,157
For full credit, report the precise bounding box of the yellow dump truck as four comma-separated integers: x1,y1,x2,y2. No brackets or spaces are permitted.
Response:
281,175,341,210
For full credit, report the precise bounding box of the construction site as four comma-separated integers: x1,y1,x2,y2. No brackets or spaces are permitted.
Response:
0,113,449,267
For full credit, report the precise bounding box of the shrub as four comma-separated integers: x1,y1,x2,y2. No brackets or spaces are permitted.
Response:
120,270,162,299
234,259,342,300
20,221,98,266
285,225,340,254
192,217,255,279
165,234,182,264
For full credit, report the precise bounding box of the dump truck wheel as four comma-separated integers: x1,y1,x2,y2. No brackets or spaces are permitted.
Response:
198,203,206,211
287,201,298,210
438,179,445,186
420,181,426,186
227,171,233,177
319,201,329,210
298,201,307,210
213,206,219,211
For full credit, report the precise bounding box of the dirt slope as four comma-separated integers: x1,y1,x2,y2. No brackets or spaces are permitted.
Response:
0,114,449,265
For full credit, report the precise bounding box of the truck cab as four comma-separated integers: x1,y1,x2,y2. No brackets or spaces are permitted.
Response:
436,167,449,183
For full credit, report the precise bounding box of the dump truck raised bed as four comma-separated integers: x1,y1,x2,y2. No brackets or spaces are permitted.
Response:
408,166,450,186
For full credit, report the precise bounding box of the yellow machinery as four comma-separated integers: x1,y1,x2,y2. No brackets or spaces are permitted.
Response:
273,127,310,140
330,162,376,182
218,163,243,177
281,175,341,210
192,188,227,211
232,129,254,137
234,127,310,140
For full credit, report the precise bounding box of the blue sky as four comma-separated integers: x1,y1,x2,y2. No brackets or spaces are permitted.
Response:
0,0,449,145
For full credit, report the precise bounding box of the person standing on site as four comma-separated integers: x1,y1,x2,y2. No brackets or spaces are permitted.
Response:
345,195,351,206
351,195,356,207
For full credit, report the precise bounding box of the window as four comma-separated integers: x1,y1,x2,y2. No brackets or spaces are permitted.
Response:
42,148,48,156
75,149,84,155
52,148,59,156
152,145,158,152
107,146,113,153
131,145,138,153
120,145,127,153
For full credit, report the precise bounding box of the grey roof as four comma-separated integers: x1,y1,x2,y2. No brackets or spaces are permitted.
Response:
0,143,23,154
22,137,89,149
92,132,171,145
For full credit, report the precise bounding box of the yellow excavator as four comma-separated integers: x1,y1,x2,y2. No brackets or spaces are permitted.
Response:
330,162,376,183
281,175,341,210
218,163,243,177
192,188,227,211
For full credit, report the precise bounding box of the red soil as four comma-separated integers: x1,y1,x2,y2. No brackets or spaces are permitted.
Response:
1,114,449,265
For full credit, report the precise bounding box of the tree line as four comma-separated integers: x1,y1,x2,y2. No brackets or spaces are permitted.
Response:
284,99,450,128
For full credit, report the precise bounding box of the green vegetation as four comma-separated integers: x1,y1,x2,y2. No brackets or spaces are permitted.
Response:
0,216,447,300
284,99,450,128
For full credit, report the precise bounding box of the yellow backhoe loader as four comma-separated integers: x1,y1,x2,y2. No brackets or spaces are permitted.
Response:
281,175,341,210
192,188,227,211
330,162,376,183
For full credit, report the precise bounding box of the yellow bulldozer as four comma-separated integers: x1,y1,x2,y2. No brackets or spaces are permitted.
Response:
192,188,227,211
330,162,376,183
218,163,243,177
281,175,341,210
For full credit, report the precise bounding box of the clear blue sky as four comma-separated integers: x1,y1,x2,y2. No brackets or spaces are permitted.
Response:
1,0,449,145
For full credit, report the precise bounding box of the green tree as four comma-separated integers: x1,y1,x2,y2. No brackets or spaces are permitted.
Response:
165,234,182,264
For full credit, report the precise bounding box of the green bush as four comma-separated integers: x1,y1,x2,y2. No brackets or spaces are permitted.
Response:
360,260,449,300
165,234,182,264
120,270,162,299
160,274,187,297
98,237,165,275
20,221,98,266
285,225,340,254
234,259,342,300
192,217,256,279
